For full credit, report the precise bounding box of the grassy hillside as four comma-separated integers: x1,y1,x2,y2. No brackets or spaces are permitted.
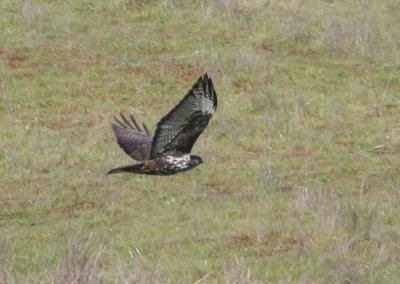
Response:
1,0,399,282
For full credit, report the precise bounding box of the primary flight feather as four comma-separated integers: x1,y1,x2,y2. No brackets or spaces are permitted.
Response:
108,73,217,175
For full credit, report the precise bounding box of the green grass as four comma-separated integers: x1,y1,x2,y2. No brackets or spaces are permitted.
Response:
1,0,399,282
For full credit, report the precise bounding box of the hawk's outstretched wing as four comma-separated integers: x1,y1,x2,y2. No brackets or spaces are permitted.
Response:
150,73,217,158
111,113,152,161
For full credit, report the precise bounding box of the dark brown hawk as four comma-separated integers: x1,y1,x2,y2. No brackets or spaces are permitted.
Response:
108,73,217,175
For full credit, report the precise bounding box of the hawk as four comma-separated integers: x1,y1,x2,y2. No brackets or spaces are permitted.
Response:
108,73,217,175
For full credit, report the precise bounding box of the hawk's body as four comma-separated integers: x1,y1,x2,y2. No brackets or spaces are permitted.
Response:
108,74,217,175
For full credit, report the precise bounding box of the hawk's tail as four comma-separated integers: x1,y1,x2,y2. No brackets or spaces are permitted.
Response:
107,164,143,175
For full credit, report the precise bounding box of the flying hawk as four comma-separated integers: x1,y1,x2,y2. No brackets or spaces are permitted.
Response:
108,73,217,175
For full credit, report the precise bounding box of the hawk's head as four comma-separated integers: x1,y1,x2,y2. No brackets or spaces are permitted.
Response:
190,155,204,167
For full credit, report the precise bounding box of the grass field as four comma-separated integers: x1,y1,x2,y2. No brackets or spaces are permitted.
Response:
1,0,399,282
